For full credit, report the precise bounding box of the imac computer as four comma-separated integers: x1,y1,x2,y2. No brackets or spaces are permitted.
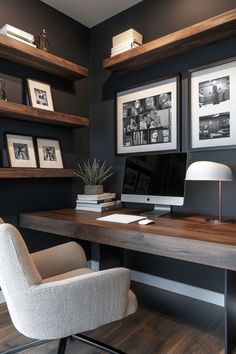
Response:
121,152,187,216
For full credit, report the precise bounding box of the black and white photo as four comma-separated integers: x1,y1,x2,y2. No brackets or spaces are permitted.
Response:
199,112,230,140
199,76,230,107
27,79,54,111
6,134,37,167
117,76,178,154
190,58,236,150
36,138,63,168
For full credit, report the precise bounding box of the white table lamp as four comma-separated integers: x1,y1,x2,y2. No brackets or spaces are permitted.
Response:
185,161,233,223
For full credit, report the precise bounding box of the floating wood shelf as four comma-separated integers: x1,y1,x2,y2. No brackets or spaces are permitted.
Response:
0,168,76,178
103,9,236,73
0,35,88,80
0,101,89,128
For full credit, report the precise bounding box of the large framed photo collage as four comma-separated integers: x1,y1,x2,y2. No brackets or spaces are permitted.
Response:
116,56,236,155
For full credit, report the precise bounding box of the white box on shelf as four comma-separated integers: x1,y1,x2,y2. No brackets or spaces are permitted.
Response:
0,33,36,47
111,42,140,57
112,29,142,47
0,24,34,43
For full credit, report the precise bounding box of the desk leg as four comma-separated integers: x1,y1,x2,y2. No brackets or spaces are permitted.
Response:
225,269,236,354
92,244,123,270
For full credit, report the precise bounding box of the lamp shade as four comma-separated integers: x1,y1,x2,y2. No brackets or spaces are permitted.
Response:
185,161,233,181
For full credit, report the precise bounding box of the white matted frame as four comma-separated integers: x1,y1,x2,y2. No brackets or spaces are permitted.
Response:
116,76,179,155
6,133,37,168
27,79,54,111
190,57,236,150
36,138,63,168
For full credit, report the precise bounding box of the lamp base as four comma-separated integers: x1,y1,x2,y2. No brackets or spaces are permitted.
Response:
205,217,236,224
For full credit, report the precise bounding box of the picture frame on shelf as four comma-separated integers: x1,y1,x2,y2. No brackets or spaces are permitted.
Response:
27,79,54,111
36,138,63,168
116,75,179,155
189,57,236,150
6,133,37,168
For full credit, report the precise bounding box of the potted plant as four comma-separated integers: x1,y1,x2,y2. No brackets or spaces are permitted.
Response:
74,158,113,195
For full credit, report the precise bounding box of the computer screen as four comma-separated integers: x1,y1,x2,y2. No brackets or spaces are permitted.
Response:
121,152,187,216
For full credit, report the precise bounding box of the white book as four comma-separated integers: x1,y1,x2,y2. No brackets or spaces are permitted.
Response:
111,39,142,52
76,198,114,204
112,29,142,47
0,33,36,47
76,192,116,201
76,200,122,212
0,24,34,43
111,43,140,57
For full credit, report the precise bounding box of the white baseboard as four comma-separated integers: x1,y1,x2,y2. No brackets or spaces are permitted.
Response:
89,260,224,307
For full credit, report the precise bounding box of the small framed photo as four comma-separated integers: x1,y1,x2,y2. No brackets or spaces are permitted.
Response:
6,133,37,168
27,79,54,111
190,57,236,150
36,138,63,168
116,75,179,155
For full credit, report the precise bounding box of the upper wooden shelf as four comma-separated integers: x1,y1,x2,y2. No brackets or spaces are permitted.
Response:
0,101,89,128
0,35,88,81
0,168,76,178
103,9,236,73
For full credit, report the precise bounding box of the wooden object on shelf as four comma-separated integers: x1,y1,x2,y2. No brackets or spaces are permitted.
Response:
0,168,76,178
103,9,236,73
0,34,88,80
0,101,89,128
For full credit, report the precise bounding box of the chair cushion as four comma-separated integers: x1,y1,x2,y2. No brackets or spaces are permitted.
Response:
125,290,138,316
42,268,94,283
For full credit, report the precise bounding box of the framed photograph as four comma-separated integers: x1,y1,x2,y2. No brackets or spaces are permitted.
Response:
190,57,236,150
116,76,179,155
27,79,54,111
6,133,37,168
36,138,63,168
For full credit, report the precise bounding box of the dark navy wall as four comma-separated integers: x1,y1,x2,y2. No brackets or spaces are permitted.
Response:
0,0,90,251
89,0,236,292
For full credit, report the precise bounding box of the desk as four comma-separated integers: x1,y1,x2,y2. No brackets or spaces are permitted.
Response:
20,208,236,353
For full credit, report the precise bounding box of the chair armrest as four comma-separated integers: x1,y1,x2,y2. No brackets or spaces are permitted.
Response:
23,268,131,339
31,241,87,279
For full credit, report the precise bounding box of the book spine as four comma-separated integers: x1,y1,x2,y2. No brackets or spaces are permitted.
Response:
1,33,36,47
76,203,122,212
76,193,116,201
1,24,34,42
111,43,140,57
76,198,114,204
76,200,121,209
111,39,141,51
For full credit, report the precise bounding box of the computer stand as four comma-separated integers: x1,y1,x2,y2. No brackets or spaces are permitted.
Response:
141,205,171,217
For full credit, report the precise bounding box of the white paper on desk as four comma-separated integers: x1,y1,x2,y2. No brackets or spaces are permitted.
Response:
96,213,145,224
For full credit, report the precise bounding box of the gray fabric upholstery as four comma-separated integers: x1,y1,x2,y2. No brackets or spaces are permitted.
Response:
0,223,138,340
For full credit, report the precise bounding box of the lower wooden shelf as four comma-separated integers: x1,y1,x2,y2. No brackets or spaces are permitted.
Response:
0,168,76,178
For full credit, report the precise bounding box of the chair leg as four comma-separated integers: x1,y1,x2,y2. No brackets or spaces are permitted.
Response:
72,333,126,354
57,337,68,354
1,339,49,354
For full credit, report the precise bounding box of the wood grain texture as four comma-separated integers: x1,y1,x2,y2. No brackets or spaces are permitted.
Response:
20,208,236,271
0,35,88,80
103,9,236,73
0,101,89,128
0,168,76,178
0,303,224,354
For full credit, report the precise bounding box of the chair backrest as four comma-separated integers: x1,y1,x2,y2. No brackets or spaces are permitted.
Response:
0,224,42,328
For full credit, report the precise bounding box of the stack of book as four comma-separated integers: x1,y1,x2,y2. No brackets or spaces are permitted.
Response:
75,192,122,212
111,28,142,57
0,24,36,47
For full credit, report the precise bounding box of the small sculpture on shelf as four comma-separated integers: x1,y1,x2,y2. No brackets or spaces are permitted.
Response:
35,29,50,52
0,78,7,101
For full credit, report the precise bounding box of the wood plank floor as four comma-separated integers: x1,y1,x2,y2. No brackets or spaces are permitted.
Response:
0,303,225,354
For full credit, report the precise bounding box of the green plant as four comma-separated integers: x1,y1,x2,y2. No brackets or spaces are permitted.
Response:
74,158,113,185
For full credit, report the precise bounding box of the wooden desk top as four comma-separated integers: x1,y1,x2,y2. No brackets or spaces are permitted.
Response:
20,208,236,271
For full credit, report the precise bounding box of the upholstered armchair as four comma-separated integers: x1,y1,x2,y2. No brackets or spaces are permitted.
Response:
0,223,137,354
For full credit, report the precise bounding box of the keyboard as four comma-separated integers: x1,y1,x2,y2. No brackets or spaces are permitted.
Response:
96,213,145,224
